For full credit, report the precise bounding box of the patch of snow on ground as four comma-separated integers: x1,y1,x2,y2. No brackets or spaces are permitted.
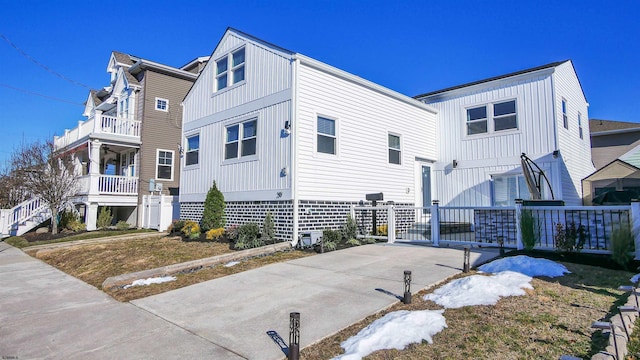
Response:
123,276,177,289
631,273,640,284
332,310,446,360
478,255,570,277
224,261,240,267
424,271,532,308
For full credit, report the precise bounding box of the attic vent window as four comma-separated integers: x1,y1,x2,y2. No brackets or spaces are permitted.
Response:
215,47,246,91
155,98,168,112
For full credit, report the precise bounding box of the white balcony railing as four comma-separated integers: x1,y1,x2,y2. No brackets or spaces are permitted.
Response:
76,174,139,196
54,115,141,149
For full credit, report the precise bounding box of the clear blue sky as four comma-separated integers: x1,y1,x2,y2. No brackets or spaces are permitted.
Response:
1,0,638,167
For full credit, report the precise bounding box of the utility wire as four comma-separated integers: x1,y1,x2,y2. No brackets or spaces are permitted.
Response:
1,33,90,89
0,83,84,106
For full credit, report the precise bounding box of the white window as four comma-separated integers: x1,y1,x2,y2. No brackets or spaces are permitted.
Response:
578,112,583,139
225,119,257,160
466,99,517,136
388,133,401,165
155,98,168,112
185,134,199,166
156,150,174,180
492,175,531,206
216,47,246,91
562,99,568,129
317,116,336,154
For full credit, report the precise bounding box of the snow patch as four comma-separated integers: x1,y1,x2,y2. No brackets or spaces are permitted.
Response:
332,310,447,360
424,271,532,308
224,261,240,267
478,255,570,278
123,276,177,289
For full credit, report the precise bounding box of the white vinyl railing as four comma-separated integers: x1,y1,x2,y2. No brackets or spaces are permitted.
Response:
98,175,138,195
0,197,49,237
54,115,141,149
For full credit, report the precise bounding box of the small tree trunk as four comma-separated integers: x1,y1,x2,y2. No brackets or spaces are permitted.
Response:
51,207,58,234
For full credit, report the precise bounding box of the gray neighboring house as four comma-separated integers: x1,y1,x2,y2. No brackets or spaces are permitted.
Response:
52,51,209,230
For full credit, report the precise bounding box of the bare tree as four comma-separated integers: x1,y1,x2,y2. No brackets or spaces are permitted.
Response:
9,140,79,234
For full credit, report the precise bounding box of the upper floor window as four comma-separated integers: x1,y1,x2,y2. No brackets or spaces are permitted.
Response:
317,116,336,155
185,134,199,166
225,119,257,160
156,150,174,180
578,112,583,139
216,47,246,91
388,134,401,165
466,99,517,136
156,98,168,112
562,99,568,129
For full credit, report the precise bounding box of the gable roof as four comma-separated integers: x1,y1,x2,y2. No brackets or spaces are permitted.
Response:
582,158,640,182
590,119,640,134
414,60,569,99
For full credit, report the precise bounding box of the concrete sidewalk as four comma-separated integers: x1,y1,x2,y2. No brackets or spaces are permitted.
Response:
0,241,244,359
133,243,499,359
1,240,498,359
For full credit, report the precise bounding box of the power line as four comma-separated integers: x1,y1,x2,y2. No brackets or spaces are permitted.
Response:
1,33,90,89
0,83,84,106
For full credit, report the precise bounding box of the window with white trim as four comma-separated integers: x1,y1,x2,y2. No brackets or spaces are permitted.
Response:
388,133,401,165
216,47,245,91
185,134,199,166
466,99,517,136
225,119,257,160
578,112,583,139
156,149,174,180
317,116,336,154
562,99,568,129
492,175,532,206
156,98,168,112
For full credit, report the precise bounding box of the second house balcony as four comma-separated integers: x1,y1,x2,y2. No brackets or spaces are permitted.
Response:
76,174,139,196
54,114,141,150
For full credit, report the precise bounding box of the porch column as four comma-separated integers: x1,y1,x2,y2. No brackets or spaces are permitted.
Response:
93,109,103,133
86,202,98,231
515,199,524,250
89,140,101,196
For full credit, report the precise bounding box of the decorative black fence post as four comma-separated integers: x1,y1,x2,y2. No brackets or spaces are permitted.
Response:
403,270,412,304
463,246,471,273
289,312,300,360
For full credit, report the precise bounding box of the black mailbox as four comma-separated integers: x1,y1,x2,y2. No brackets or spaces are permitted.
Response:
366,192,384,201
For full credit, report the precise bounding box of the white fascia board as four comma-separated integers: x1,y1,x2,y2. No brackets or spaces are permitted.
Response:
293,54,437,114
180,56,211,70
591,127,640,137
420,67,556,102
128,60,198,80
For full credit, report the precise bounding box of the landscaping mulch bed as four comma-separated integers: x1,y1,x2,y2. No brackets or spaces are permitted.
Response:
302,258,634,359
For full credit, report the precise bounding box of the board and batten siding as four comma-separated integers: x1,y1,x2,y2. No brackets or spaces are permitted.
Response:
138,70,194,199
295,63,437,203
182,32,292,123
552,61,594,204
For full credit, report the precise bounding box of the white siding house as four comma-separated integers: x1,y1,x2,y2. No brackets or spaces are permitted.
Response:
415,60,594,206
180,28,438,241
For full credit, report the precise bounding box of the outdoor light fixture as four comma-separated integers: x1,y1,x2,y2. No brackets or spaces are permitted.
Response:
463,246,471,273
553,150,559,158
289,312,300,360
403,270,412,304
452,160,458,168
284,120,291,134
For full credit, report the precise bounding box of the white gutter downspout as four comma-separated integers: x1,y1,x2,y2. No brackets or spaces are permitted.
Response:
549,70,562,200
290,56,300,247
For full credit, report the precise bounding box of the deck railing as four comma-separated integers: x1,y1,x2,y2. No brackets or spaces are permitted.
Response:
54,115,141,149
76,174,138,196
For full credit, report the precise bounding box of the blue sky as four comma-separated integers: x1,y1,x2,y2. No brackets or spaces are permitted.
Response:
0,1,638,167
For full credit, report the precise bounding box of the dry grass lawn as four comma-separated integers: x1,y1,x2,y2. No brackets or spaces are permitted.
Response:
302,262,632,359
29,235,312,302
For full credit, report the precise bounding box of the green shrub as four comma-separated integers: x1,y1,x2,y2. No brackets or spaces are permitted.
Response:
205,227,225,241
168,220,186,235
58,209,77,230
611,225,635,269
97,207,113,230
225,225,239,242
321,229,341,251
189,231,202,240
235,223,262,250
519,209,536,251
201,181,225,231
181,220,200,237
263,212,275,243
346,238,361,246
67,219,86,232
115,221,130,230
342,214,357,240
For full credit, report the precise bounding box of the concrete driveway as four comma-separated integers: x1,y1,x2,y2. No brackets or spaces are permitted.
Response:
0,240,498,359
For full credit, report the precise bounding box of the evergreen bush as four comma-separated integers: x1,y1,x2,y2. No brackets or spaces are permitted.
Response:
611,225,634,269
97,207,113,229
342,214,357,240
201,181,225,231
115,220,130,230
263,212,275,243
519,210,536,251
322,229,341,251
235,223,262,249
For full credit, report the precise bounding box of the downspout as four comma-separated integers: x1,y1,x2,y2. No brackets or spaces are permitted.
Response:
290,56,300,247
549,71,562,200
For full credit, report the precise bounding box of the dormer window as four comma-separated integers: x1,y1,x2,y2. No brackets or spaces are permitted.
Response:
216,47,246,91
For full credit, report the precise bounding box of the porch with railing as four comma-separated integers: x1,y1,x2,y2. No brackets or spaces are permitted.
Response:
54,115,141,149
352,201,640,256
76,174,139,196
